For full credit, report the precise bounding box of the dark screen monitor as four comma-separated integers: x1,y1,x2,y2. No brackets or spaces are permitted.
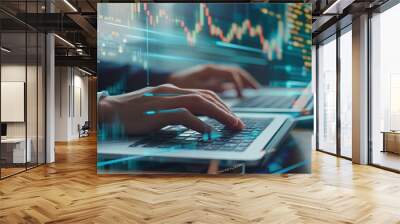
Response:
1,123,7,137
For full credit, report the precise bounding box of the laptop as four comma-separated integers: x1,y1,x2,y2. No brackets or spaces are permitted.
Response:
98,113,294,161
223,85,313,115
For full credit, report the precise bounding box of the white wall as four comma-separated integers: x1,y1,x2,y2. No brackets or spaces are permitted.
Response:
55,67,69,141
1,65,26,138
1,65,41,137
72,73,89,138
55,67,89,141
1,63,46,163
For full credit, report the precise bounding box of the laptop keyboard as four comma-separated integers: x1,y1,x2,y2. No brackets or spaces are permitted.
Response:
234,95,298,108
129,118,273,152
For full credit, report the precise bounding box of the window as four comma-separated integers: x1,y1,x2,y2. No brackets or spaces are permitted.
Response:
370,3,400,171
339,28,352,158
316,25,353,159
317,36,337,154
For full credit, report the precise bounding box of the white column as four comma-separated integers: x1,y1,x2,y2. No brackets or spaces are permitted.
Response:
45,0,56,164
46,32,55,163
352,14,369,164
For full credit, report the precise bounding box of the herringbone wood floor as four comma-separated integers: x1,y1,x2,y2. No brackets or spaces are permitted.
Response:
1,135,400,224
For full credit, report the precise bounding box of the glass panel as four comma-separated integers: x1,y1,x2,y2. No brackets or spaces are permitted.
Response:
317,37,337,154
1,31,28,177
27,31,38,169
26,0,39,169
371,4,400,171
38,32,46,165
339,29,352,158
0,1,46,178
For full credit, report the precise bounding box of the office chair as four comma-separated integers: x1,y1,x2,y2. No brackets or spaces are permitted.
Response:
79,121,90,138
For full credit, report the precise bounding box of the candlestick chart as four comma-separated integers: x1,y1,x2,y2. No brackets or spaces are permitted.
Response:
98,3,312,86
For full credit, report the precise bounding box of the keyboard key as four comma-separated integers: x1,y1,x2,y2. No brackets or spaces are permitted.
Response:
129,118,273,152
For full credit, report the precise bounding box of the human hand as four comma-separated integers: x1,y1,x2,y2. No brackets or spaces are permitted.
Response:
168,64,261,97
98,84,244,135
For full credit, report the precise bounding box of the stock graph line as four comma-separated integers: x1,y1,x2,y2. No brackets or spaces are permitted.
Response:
99,3,312,71
136,3,285,61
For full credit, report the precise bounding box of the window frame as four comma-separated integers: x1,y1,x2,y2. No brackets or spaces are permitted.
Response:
315,24,353,161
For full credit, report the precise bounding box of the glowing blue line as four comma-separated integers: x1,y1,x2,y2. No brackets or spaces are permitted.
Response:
99,42,268,66
103,21,183,39
97,156,143,167
216,41,264,54
148,53,211,63
126,34,157,42
148,52,267,66
272,159,310,174
144,110,157,115
159,108,185,114
144,108,185,116
284,81,310,88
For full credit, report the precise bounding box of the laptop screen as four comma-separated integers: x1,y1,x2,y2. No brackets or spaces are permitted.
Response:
98,3,312,88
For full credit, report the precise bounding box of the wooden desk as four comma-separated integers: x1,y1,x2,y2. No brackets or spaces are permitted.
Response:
381,131,400,154
1,138,31,163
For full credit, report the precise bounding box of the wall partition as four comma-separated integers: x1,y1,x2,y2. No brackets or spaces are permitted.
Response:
54,67,90,142
0,1,47,179
0,31,28,178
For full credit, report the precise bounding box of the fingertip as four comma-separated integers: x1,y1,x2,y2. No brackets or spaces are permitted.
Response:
236,118,245,130
229,115,244,130
235,87,243,98
203,123,213,134
237,91,243,98
242,74,261,90
247,80,260,89
254,82,262,89
192,120,213,134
